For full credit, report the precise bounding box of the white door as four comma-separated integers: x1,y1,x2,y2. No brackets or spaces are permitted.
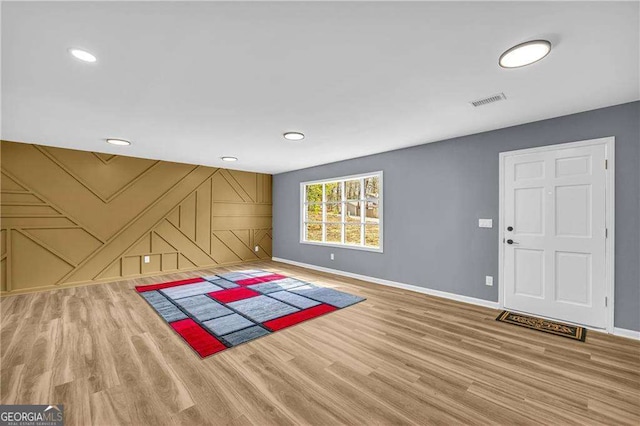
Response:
502,140,610,329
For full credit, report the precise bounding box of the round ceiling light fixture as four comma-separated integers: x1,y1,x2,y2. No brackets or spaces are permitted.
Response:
106,138,131,146
221,156,238,162
69,48,97,63
283,132,305,141
499,40,551,68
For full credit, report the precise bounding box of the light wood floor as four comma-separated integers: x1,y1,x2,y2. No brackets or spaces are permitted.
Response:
1,260,639,425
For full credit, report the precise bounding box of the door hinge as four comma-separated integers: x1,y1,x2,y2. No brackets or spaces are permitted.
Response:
605,228,608,238
605,159,608,170
605,297,608,307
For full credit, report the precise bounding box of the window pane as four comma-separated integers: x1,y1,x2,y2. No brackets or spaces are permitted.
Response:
345,180,360,200
345,224,362,245
365,224,379,247
306,184,323,203
326,224,342,243
325,182,342,203
364,176,380,199
345,201,362,222
364,199,380,223
306,223,322,241
306,204,322,222
303,174,380,250
326,203,343,223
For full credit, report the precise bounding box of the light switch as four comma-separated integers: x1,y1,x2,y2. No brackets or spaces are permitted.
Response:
144,255,150,264
485,276,493,286
330,253,335,261
254,246,259,252
479,219,493,228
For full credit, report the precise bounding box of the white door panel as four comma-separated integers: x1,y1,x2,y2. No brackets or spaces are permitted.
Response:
503,142,608,328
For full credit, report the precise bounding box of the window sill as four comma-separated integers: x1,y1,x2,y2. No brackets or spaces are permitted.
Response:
299,240,383,253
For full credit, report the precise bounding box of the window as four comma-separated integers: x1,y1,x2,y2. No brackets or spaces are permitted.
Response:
301,171,382,252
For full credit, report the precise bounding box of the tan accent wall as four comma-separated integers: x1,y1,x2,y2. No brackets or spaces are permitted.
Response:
0,141,272,295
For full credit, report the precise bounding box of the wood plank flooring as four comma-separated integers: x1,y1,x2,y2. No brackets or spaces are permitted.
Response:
1,260,639,425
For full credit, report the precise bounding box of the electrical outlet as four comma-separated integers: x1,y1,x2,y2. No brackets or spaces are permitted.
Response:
479,219,493,228
254,246,259,252
144,255,150,264
330,253,335,261
485,276,493,286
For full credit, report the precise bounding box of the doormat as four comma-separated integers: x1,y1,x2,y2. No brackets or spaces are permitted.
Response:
496,311,587,341
136,269,366,357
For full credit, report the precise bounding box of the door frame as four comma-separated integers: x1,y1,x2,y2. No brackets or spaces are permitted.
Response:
498,136,615,333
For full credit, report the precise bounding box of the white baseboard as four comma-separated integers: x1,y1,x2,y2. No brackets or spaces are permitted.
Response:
613,327,640,341
271,257,500,310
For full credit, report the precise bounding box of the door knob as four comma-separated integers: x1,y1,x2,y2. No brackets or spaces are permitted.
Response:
507,226,513,231
506,239,518,245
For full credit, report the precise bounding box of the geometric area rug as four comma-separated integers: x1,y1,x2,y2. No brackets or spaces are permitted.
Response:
136,269,366,358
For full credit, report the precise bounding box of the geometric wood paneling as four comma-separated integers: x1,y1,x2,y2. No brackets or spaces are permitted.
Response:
0,140,272,295
10,230,75,291
23,228,102,264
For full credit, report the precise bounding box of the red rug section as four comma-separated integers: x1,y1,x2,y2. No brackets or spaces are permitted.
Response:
263,304,337,331
236,274,287,286
170,318,227,357
135,277,204,293
259,273,287,282
209,287,260,303
234,277,263,286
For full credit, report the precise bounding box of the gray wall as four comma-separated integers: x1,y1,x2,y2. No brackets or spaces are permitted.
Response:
273,101,640,331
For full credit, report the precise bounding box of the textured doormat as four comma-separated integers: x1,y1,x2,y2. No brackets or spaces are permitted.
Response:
136,270,365,357
496,311,586,342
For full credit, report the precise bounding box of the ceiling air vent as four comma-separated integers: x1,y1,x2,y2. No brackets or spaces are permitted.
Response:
470,93,507,107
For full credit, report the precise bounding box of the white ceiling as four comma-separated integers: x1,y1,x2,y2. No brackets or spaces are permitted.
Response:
2,1,638,174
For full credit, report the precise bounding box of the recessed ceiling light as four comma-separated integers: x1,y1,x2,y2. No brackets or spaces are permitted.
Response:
69,48,97,63
283,132,305,141
221,156,238,162
499,40,551,68
106,138,131,146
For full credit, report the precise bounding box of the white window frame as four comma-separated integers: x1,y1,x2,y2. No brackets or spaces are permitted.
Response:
300,171,383,253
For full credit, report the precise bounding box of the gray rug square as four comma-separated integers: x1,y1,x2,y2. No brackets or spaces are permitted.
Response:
205,277,239,289
237,269,263,274
290,285,365,308
203,314,255,336
228,295,299,322
223,325,270,346
247,278,308,294
249,271,276,277
175,295,232,321
268,291,320,309
161,281,223,299
216,280,241,289
217,272,251,281
271,278,312,286
142,291,188,322
201,275,218,281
